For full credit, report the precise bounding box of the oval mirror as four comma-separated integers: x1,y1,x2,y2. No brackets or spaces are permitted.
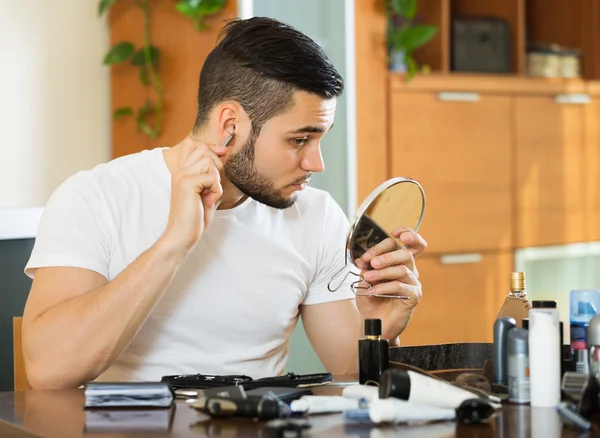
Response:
328,177,425,299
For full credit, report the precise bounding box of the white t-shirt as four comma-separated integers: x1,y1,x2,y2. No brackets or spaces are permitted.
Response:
25,147,356,382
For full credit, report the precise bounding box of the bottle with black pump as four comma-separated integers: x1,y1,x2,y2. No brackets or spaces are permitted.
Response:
359,319,389,385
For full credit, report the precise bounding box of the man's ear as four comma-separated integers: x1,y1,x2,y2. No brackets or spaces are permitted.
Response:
215,102,238,142
215,101,253,149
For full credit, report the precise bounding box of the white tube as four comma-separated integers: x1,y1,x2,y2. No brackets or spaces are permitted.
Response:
342,385,379,402
290,396,362,414
386,370,481,409
369,398,456,424
529,309,561,407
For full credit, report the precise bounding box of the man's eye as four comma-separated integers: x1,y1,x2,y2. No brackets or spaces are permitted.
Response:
292,137,308,147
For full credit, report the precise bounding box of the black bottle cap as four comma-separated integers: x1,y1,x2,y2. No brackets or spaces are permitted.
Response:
379,369,411,400
365,319,382,336
532,300,557,308
522,318,529,330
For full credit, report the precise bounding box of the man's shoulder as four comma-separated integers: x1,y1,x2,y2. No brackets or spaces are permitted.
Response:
295,186,338,208
57,148,165,196
284,186,348,228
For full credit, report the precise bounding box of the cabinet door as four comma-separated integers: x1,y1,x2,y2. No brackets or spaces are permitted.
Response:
400,252,513,346
514,96,586,247
586,97,600,241
390,91,512,254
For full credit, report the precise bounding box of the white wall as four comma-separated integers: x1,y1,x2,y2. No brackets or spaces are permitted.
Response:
0,1,111,209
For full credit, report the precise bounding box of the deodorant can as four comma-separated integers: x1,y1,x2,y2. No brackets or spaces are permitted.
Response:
508,328,530,404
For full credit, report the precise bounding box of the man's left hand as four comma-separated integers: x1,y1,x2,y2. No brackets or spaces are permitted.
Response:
354,228,427,344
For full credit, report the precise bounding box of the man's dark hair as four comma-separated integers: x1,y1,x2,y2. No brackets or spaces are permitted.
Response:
193,17,344,134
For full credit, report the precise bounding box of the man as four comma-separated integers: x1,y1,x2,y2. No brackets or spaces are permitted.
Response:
22,17,427,390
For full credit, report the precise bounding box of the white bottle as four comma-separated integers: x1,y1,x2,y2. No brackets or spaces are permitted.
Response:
529,308,561,407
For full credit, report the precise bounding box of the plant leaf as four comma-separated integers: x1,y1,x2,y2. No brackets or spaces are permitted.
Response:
175,1,199,18
391,25,437,52
405,54,418,81
137,118,158,138
131,45,159,67
113,106,133,120
391,0,417,19
196,0,227,15
103,42,136,65
98,0,119,16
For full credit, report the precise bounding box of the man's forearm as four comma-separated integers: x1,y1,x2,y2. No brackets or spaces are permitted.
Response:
24,238,187,389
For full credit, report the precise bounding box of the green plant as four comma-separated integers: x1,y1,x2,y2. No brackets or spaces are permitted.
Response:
98,0,227,139
176,0,227,31
388,0,438,80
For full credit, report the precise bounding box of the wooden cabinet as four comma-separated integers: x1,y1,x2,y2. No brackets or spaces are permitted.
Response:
390,91,512,255
514,95,587,248
585,95,600,241
401,252,513,346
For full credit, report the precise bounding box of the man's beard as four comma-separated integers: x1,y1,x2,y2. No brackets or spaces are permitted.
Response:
223,131,305,210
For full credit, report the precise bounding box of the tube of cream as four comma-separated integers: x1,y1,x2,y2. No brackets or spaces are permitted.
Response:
369,398,456,424
379,369,490,409
342,385,380,402
290,395,364,414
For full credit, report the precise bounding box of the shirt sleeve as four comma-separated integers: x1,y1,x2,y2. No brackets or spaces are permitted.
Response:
24,172,113,280
302,193,358,305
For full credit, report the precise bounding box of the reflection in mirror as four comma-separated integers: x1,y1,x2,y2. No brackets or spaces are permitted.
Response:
328,177,425,299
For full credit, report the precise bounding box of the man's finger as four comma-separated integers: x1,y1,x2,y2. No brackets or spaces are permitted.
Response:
363,260,416,284
392,229,427,257
366,277,421,301
369,248,415,271
357,237,398,268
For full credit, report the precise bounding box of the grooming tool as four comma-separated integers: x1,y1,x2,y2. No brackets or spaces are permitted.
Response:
222,131,235,147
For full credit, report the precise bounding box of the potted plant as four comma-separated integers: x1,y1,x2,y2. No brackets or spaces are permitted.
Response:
387,0,438,79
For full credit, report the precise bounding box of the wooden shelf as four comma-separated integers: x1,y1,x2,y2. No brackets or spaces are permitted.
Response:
389,72,598,95
402,0,600,79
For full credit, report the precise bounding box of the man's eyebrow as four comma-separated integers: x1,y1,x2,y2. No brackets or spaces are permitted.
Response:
286,123,335,135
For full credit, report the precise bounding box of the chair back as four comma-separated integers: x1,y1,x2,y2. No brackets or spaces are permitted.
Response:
13,317,31,390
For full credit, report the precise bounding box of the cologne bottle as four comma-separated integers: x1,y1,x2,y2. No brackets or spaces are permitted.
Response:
359,318,389,385
497,272,532,329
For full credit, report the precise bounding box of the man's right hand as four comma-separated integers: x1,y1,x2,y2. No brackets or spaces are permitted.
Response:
162,139,227,254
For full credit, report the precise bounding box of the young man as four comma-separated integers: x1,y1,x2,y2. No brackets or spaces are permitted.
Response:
22,17,427,389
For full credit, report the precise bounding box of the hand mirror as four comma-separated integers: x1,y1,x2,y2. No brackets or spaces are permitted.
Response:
328,176,425,299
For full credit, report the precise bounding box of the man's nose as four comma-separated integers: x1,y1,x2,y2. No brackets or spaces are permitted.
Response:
301,145,325,173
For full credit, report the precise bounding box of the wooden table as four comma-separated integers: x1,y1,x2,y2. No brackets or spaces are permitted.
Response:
0,378,594,437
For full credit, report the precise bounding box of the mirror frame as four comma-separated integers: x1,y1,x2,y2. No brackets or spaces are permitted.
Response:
344,176,426,267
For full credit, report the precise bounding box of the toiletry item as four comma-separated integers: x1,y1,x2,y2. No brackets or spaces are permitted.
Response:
557,402,592,432
529,308,561,407
204,396,286,420
378,369,493,410
570,290,600,374
507,328,529,404
560,372,600,419
359,319,389,385
493,317,516,385
533,300,564,371
342,384,379,402
497,272,532,329
587,313,600,381
368,397,456,424
366,397,495,425
290,396,364,414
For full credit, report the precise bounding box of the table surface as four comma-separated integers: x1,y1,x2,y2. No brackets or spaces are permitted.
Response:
0,376,595,438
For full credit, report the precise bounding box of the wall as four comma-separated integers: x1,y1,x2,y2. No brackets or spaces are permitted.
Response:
0,1,111,208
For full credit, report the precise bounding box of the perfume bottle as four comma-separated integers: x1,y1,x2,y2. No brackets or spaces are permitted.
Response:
497,272,532,329
359,319,389,385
